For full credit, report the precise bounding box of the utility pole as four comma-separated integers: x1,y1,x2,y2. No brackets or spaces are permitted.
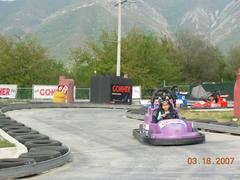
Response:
115,0,128,76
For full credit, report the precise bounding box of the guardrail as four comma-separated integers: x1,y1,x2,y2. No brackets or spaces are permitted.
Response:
0,148,71,180
193,122,240,134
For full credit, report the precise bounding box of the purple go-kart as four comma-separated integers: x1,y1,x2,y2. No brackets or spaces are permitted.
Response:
133,88,205,145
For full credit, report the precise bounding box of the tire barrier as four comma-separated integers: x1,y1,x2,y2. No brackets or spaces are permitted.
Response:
0,119,17,123
0,116,10,119
19,151,62,162
0,158,36,169
0,104,73,180
0,122,25,128
0,149,70,179
30,146,69,155
7,129,39,137
24,140,62,150
15,134,49,144
2,126,31,132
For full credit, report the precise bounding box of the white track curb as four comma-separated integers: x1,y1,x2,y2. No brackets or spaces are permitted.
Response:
0,129,27,159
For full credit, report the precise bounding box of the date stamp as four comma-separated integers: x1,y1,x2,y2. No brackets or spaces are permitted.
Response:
187,157,236,165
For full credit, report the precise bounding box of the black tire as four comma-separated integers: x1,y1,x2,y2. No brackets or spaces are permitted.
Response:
0,119,16,123
15,134,49,144
0,122,24,128
19,151,61,162
0,158,36,169
0,116,10,119
7,129,39,137
24,140,62,149
2,126,31,132
132,129,149,144
29,145,69,155
192,128,199,132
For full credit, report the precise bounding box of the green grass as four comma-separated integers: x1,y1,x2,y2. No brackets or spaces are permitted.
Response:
0,99,31,104
0,139,15,148
179,109,236,122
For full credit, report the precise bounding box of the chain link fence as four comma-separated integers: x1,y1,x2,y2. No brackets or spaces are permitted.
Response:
15,85,191,100
5,82,234,101
141,84,191,99
15,88,90,100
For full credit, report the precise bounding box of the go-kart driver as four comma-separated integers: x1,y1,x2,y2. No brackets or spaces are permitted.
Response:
154,99,179,123
208,94,218,104
204,94,219,108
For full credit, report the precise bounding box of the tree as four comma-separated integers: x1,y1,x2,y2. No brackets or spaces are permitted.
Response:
176,30,225,82
121,28,184,87
69,48,96,87
70,28,184,88
0,34,66,86
226,46,240,80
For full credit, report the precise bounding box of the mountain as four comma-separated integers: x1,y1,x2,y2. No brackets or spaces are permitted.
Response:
0,0,240,61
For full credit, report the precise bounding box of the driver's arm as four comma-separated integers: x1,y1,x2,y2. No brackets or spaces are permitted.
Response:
157,111,163,121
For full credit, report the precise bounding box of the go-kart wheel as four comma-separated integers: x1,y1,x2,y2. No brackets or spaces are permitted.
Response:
133,129,149,144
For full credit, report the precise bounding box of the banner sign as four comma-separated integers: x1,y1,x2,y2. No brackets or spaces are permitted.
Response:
132,86,141,99
0,84,17,99
159,119,187,129
110,84,132,104
33,85,58,99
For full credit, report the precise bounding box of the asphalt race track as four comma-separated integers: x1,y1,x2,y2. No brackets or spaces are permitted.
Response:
6,108,240,180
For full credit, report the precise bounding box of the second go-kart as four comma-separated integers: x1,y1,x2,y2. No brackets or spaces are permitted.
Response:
191,91,229,109
140,86,188,108
133,88,205,146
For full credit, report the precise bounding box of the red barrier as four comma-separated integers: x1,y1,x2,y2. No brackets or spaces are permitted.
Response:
234,68,240,118
58,76,74,103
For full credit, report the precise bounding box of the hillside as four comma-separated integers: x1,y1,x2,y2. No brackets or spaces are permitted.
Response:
0,0,240,61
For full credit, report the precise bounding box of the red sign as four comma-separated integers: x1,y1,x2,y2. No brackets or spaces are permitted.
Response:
0,85,17,98
33,85,58,99
111,84,132,104
39,88,56,96
112,85,131,93
0,88,10,96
